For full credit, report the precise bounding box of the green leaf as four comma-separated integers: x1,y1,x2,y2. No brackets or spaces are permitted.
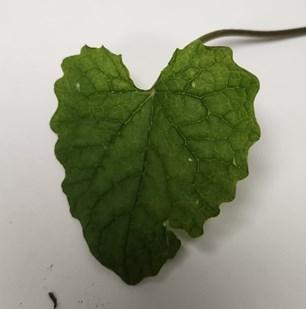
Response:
50,40,260,284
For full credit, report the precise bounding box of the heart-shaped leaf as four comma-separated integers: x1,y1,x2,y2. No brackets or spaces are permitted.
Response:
51,40,260,284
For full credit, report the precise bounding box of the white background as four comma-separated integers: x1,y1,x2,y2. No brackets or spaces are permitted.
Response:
1,0,306,308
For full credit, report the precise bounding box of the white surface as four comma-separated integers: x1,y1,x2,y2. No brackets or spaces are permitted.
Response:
1,0,306,308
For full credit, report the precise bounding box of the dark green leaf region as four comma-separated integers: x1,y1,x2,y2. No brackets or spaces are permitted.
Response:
51,40,260,284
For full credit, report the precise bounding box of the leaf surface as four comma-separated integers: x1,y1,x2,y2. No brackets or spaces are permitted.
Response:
51,40,260,284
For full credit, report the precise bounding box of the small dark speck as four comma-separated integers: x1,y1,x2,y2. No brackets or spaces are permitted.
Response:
77,299,83,304
48,292,57,309
19,302,23,305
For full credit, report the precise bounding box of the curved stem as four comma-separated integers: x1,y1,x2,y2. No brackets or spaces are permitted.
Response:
197,27,306,44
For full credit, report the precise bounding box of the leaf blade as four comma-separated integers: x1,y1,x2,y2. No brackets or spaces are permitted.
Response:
51,40,260,284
